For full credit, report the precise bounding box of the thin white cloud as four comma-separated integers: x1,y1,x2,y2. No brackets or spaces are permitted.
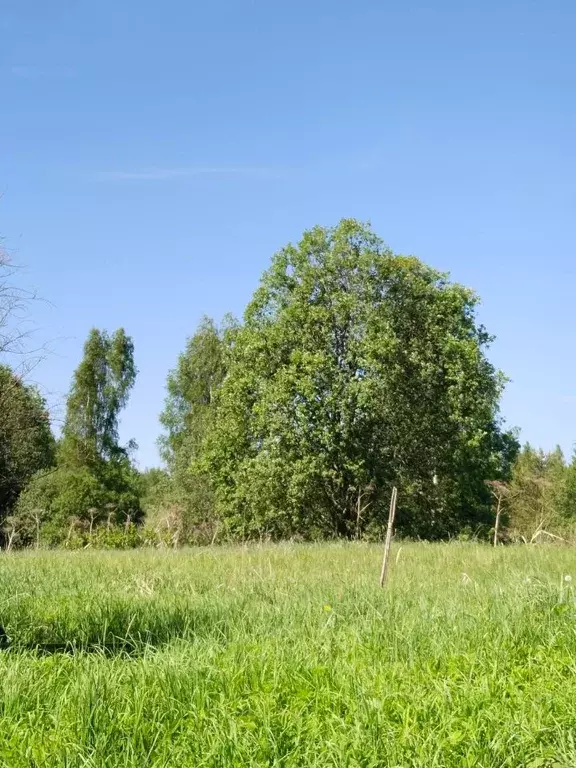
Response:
11,65,76,79
94,167,284,182
559,395,576,404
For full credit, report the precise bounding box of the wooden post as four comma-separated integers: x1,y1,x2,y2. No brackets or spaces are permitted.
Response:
34,508,41,550
379,486,398,587
493,497,502,547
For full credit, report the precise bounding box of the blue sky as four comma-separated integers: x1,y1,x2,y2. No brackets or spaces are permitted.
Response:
1,0,575,468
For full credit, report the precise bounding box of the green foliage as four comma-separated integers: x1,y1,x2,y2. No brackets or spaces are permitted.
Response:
157,316,236,541
0,543,575,765
560,450,576,521
9,329,143,547
9,468,101,547
58,327,142,527
204,219,516,540
159,316,228,471
59,327,137,470
9,461,142,547
88,522,142,549
139,467,185,546
506,444,568,540
97,454,143,524
0,365,55,522
139,467,172,512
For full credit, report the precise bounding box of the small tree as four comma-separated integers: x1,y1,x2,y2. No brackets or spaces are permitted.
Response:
486,480,511,546
507,445,567,541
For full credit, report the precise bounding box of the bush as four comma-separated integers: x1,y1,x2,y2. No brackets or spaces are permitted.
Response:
89,524,142,549
8,467,143,548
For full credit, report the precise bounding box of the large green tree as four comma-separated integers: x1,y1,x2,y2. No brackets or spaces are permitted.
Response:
0,365,55,522
156,316,234,541
203,219,517,540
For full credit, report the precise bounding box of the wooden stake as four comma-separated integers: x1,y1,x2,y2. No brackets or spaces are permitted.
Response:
493,496,502,547
379,486,398,587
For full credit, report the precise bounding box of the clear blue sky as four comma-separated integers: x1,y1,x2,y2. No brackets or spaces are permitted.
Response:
1,0,575,468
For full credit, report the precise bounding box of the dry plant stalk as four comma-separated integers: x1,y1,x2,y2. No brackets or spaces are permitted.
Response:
379,486,398,587
486,480,511,547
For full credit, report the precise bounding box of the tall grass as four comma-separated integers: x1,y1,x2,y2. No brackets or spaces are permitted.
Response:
0,542,575,766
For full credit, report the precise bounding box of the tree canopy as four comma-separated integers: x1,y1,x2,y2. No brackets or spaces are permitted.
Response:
60,328,137,470
202,219,517,539
159,316,228,475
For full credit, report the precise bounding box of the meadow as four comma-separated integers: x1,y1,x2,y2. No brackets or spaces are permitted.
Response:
0,542,575,767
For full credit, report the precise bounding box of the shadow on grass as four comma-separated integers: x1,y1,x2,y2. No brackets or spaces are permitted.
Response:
0,602,236,656
3,639,161,656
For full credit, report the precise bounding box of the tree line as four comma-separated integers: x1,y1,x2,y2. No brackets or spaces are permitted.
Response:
1,220,572,547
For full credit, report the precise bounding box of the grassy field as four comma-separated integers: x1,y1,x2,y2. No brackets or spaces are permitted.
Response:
0,543,575,767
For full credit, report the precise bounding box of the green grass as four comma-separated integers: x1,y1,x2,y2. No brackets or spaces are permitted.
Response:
0,542,575,766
